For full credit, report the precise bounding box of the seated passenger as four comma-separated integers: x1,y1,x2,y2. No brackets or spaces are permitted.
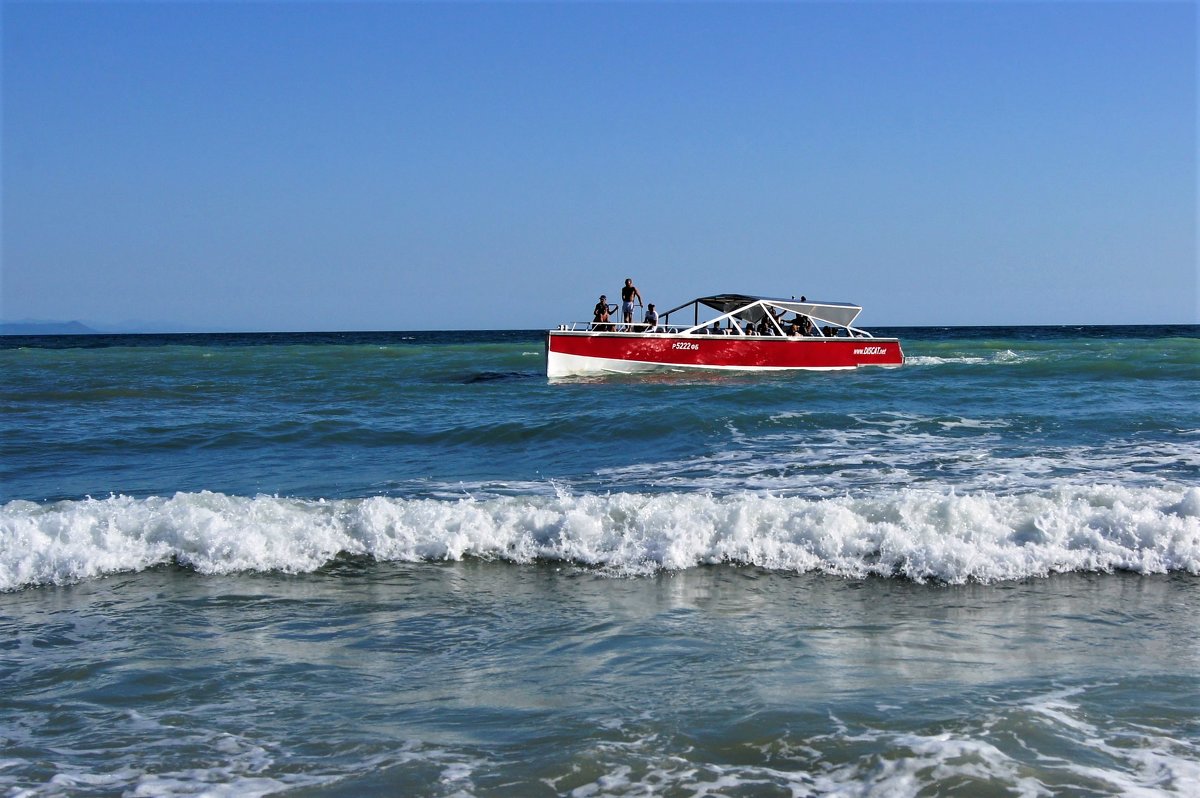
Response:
643,304,658,332
593,295,615,330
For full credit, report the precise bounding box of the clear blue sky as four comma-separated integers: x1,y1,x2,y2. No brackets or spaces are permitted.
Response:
2,1,1196,331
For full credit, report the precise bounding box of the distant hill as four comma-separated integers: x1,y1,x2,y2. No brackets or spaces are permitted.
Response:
0,320,100,335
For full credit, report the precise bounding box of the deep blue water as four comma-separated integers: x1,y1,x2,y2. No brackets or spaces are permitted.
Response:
2,325,1198,796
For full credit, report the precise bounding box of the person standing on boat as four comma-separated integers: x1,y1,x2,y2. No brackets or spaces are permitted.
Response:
620,278,643,326
643,303,658,332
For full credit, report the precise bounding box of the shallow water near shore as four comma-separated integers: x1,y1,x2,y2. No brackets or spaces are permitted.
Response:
4,564,1199,796
2,325,1198,795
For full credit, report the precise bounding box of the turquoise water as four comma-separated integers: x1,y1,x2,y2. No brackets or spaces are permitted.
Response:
2,326,1198,795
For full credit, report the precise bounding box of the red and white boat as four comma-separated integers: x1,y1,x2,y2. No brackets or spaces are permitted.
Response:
546,293,903,378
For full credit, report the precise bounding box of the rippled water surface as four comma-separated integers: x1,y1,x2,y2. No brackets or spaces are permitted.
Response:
2,325,1198,795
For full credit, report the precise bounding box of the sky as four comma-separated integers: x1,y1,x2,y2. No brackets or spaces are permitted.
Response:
2,1,1196,332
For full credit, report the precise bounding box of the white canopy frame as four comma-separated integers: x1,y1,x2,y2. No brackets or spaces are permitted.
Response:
659,294,872,338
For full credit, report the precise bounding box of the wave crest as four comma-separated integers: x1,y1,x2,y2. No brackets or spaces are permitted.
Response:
3,485,1198,590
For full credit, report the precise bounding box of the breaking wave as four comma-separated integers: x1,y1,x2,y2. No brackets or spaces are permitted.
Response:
3,485,1198,591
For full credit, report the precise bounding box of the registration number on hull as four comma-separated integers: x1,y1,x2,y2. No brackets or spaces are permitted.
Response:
672,342,700,351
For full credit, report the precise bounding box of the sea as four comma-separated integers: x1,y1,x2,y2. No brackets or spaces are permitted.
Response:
2,324,1198,798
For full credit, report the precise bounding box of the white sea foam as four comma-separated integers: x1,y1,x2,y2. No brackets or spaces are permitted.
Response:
1019,688,1200,797
591,415,1199,497
560,683,1200,798
14,728,337,798
3,484,1197,591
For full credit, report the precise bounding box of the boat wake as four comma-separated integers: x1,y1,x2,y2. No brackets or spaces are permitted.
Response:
3,484,1197,591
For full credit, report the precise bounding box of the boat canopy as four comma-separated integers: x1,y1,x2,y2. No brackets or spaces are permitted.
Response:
665,294,863,328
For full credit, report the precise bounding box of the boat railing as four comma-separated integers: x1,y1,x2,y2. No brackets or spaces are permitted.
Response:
553,322,692,334
552,321,877,338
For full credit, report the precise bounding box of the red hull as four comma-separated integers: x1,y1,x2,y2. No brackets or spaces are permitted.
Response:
546,331,903,376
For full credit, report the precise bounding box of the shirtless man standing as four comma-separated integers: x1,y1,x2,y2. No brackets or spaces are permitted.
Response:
620,278,643,325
